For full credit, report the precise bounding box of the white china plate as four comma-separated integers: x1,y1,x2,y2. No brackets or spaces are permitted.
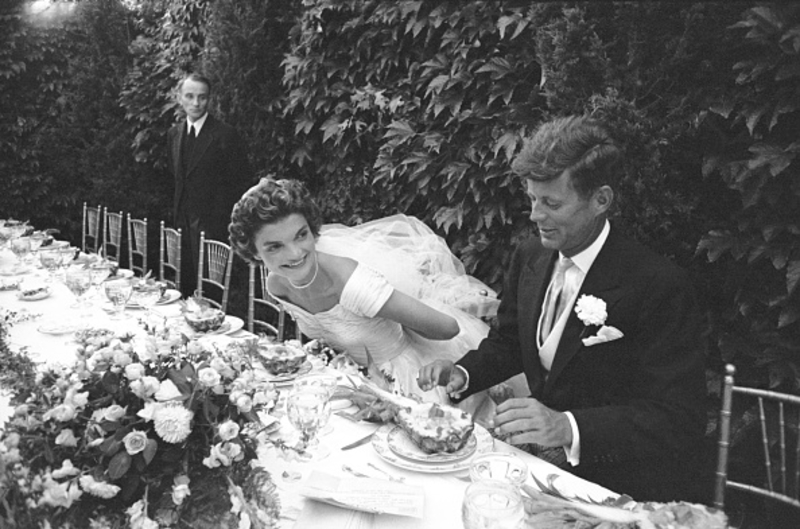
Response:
0,265,33,277
127,289,181,309
265,360,313,384
372,424,492,473
185,315,244,337
0,278,22,291
156,289,181,305
17,288,51,301
38,321,81,335
388,424,478,464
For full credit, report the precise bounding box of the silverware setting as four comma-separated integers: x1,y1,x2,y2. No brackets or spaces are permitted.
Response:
339,431,376,451
342,464,405,484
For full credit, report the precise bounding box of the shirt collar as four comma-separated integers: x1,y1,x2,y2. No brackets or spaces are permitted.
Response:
561,219,610,275
186,113,208,135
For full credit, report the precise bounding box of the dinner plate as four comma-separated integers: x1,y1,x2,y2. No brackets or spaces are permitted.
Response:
265,360,313,384
0,278,21,291
156,289,181,305
38,321,81,335
185,315,244,337
0,264,33,277
127,289,181,309
388,424,478,464
372,424,493,473
17,288,51,301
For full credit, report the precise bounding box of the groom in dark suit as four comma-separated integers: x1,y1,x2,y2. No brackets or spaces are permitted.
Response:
167,73,252,297
418,116,706,502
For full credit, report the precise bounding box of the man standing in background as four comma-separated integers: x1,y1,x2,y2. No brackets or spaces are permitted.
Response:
167,73,253,298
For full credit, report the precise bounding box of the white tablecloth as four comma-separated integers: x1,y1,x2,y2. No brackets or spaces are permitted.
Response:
1,248,615,529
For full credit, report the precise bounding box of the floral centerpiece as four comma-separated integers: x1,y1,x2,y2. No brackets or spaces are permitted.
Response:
0,314,281,528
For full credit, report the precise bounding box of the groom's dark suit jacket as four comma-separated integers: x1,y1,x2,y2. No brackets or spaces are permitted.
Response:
167,114,252,294
457,225,707,501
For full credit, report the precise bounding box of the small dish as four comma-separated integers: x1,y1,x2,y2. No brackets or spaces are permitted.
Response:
17,286,51,301
0,278,22,291
156,289,181,305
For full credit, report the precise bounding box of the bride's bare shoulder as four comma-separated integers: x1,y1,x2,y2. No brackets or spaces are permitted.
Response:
320,252,358,282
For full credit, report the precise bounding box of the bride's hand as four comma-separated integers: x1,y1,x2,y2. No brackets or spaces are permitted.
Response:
417,360,465,394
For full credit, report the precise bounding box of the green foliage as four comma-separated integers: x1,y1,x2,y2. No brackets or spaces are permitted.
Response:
697,4,800,390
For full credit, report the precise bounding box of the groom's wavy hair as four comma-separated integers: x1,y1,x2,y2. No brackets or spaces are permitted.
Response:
229,177,322,264
511,115,622,199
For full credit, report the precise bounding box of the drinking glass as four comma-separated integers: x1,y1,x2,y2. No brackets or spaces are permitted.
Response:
88,261,112,302
469,452,528,488
64,266,93,310
286,385,332,461
132,280,164,313
39,247,62,282
9,237,31,266
0,225,12,249
462,480,525,529
293,373,339,434
104,278,133,320
28,231,47,258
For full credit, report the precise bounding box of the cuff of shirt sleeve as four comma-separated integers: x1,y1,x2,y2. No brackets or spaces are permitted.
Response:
563,411,581,466
450,364,470,399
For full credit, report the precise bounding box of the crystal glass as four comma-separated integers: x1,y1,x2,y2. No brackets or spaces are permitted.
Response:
462,480,525,529
104,277,133,320
39,248,62,281
469,452,528,488
132,280,164,312
286,385,332,461
28,231,47,255
292,372,339,434
64,266,93,310
9,237,31,265
0,225,12,249
88,260,112,302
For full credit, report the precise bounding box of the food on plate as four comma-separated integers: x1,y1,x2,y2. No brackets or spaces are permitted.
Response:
181,297,225,332
258,340,307,375
361,380,475,454
18,285,50,300
0,278,22,291
522,474,728,529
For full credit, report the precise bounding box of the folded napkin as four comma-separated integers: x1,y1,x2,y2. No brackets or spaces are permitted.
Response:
297,470,424,518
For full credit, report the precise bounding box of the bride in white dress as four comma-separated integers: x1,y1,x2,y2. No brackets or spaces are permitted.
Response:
229,178,523,410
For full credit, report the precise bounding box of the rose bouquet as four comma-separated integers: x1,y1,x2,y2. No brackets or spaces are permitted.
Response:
0,316,281,528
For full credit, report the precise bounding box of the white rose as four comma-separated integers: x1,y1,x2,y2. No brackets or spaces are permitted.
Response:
123,431,149,455
217,420,240,441
125,363,146,381
197,367,221,388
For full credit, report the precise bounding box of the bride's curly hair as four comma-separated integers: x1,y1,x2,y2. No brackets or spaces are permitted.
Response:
228,177,322,264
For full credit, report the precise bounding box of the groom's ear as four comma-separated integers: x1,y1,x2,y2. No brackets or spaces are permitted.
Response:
592,185,614,214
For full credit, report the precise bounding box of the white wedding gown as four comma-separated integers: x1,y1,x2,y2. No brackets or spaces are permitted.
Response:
269,215,504,410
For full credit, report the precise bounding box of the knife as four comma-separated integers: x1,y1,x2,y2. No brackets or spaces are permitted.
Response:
340,431,376,451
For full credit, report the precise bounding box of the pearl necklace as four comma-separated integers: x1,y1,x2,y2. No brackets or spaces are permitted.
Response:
288,257,319,289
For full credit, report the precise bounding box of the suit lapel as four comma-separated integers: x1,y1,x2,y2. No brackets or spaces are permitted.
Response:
520,248,556,396
544,229,625,394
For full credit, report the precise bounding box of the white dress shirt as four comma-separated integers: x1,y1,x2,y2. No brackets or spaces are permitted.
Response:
186,112,208,136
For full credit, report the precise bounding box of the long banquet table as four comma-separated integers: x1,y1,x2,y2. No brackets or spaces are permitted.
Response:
1,247,615,528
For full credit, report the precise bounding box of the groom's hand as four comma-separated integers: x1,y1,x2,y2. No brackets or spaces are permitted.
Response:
417,360,465,394
494,398,573,448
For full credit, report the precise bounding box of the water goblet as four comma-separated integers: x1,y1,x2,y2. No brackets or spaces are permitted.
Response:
88,260,112,302
462,480,525,529
132,279,165,315
469,452,528,488
292,373,339,434
28,231,48,261
39,247,62,282
64,266,93,311
0,225,12,249
9,237,31,267
104,277,133,320
286,385,332,461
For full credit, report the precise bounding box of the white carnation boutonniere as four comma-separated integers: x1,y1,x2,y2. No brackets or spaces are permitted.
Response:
574,294,624,347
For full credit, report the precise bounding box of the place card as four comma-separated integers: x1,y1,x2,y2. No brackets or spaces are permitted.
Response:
297,470,424,518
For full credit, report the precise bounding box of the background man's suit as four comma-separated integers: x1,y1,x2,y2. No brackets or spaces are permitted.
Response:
456,225,707,501
167,114,252,297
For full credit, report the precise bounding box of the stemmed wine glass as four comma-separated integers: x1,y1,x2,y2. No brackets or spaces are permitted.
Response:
39,247,62,282
286,385,332,461
292,373,338,435
132,279,164,315
88,260,112,303
104,277,133,320
28,231,47,261
64,266,93,311
9,237,31,268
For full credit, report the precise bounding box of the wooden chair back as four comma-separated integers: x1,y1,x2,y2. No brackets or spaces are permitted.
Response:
158,221,182,291
102,208,124,263
127,214,148,277
196,231,233,312
248,262,288,339
82,203,102,254
715,364,800,514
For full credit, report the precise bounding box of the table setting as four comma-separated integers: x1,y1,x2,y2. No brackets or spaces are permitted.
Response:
0,226,728,529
